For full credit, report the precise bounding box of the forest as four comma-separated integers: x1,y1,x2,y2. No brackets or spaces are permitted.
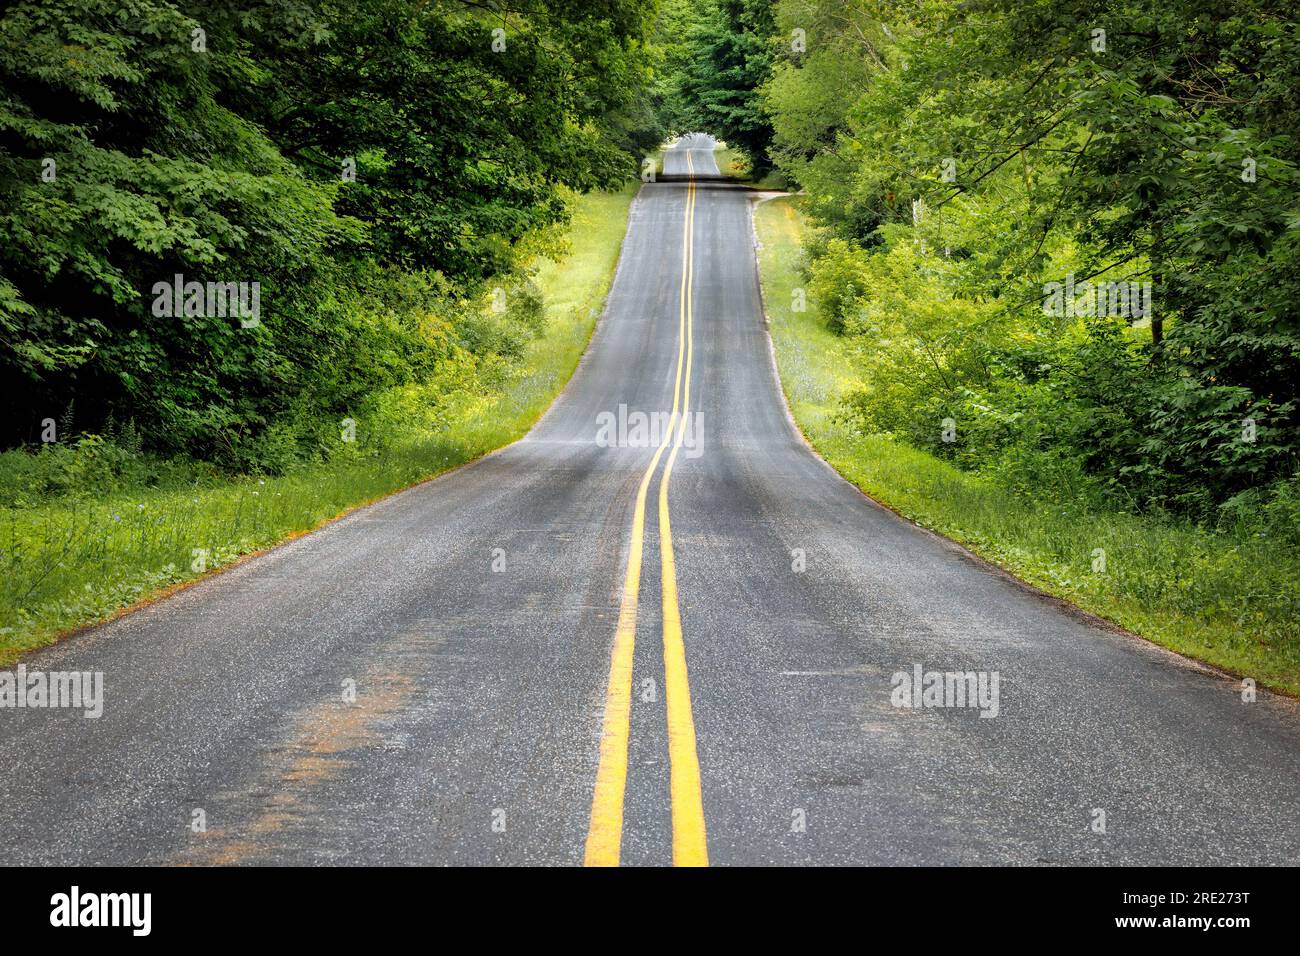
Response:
2,0,662,471
687,0,1300,534
8,0,1299,520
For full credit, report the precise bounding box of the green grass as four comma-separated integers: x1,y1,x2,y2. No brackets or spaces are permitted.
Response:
714,143,787,190
0,184,639,663
754,195,1300,696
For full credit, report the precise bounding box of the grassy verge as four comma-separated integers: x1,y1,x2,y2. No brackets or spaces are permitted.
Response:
754,194,1300,696
0,184,639,663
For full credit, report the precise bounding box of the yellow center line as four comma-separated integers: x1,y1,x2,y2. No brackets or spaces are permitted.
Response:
583,150,693,867
657,149,708,866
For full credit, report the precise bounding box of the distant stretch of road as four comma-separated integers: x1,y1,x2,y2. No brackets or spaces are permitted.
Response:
2,134,1297,866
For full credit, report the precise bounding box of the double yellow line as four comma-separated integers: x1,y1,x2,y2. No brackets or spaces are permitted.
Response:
584,150,707,867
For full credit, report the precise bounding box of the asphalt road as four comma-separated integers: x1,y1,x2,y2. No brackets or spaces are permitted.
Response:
2,135,1298,866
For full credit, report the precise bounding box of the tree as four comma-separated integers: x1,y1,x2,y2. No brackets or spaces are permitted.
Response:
678,0,776,166
0,0,660,462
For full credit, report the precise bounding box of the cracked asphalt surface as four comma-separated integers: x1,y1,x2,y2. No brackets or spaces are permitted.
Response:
2,135,1298,866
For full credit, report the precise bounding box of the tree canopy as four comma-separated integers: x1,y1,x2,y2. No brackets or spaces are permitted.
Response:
748,0,1300,519
1,0,658,462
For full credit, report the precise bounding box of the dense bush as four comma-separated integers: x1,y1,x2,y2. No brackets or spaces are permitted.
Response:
752,0,1300,530
1,0,659,469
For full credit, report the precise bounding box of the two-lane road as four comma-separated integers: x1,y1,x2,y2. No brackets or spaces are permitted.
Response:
2,135,1298,865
